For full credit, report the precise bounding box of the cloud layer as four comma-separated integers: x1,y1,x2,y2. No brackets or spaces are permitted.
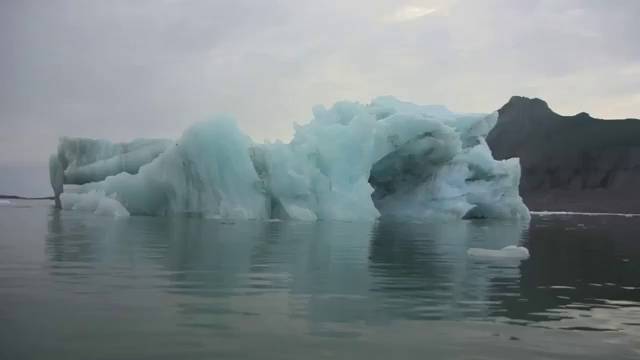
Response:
1,0,638,173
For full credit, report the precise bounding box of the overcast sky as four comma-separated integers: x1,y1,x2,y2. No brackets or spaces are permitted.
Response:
1,0,639,195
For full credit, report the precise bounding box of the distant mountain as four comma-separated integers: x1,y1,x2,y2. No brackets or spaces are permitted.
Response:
487,96,640,213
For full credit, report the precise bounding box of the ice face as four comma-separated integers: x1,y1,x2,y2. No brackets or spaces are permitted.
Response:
76,117,269,218
49,137,172,208
50,97,530,220
61,191,130,217
252,102,380,221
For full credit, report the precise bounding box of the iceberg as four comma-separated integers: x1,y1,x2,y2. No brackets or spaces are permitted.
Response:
50,97,530,221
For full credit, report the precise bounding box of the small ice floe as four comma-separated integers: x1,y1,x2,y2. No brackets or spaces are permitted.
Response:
467,245,530,260
0,199,11,206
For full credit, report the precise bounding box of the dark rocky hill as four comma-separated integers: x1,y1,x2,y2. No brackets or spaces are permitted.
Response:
487,96,640,213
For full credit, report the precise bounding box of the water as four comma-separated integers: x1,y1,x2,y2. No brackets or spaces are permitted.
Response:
1,200,639,359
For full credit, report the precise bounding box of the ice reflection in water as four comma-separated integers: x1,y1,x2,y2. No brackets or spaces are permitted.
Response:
0,201,639,359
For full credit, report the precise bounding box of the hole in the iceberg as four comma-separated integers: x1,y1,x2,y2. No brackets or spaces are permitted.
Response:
462,206,488,220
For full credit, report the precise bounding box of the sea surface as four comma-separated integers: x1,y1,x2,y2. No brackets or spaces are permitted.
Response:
1,200,639,359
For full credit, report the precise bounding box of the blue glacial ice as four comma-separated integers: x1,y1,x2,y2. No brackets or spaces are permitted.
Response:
50,97,530,220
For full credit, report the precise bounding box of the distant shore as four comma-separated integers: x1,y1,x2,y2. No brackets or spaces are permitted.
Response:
487,96,640,214
0,194,54,200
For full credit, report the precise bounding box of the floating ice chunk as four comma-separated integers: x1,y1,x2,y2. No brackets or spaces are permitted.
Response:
467,245,530,260
0,200,11,206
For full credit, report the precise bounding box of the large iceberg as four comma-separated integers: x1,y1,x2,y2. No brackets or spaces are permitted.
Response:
50,97,530,220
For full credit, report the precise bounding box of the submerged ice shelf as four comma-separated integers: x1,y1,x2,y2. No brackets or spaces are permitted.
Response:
50,97,530,221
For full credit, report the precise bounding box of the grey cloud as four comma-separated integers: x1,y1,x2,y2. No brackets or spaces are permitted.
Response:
0,0,638,196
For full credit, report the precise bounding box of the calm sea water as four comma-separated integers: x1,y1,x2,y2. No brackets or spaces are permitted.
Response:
1,200,639,359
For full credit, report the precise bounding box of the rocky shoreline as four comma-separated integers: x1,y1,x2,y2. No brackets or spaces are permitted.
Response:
488,96,640,213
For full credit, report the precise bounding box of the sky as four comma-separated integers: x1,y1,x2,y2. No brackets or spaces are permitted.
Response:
1,0,639,196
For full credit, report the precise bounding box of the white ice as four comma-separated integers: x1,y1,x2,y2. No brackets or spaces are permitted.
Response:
52,97,530,220
467,245,530,260
49,137,171,207
61,190,130,217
